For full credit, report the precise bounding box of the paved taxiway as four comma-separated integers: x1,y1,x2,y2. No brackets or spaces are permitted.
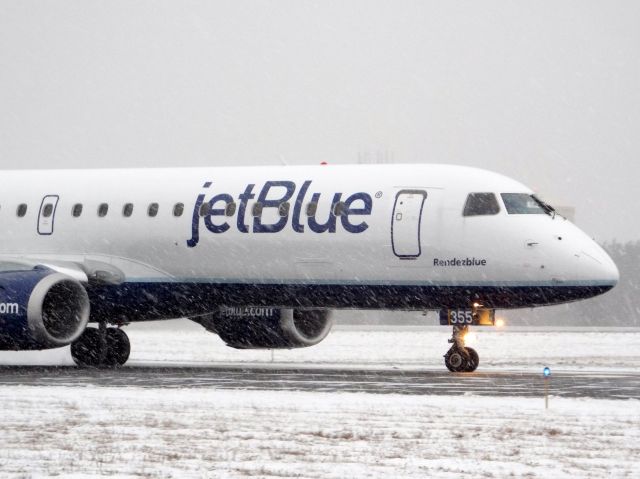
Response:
0,364,637,400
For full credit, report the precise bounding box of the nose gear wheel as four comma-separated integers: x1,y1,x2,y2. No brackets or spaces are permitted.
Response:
444,325,480,372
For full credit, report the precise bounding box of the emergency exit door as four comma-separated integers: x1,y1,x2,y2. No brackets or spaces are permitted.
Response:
38,195,60,235
391,190,427,259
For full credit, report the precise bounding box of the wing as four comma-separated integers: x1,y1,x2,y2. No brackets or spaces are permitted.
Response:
0,257,124,285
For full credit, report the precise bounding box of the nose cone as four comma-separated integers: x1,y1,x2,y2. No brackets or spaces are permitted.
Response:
599,248,619,286
554,221,619,296
582,241,619,288
605,251,619,285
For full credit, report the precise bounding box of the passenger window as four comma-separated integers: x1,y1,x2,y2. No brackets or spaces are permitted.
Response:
17,204,27,217
333,202,346,216
72,204,83,217
306,202,318,216
173,203,184,217
98,203,109,217
42,204,54,218
252,202,263,217
463,193,500,217
123,203,134,217
148,203,159,217
501,193,549,215
199,202,211,217
278,202,290,217
225,202,237,217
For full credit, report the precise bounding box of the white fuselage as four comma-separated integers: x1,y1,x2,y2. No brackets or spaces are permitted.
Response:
0,164,618,321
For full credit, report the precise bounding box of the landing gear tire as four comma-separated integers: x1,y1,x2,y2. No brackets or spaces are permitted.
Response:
444,348,467,372
104,328,130,367
444,325,480,373
444,347,479,372
465,347,479,372
71,326,131,368
70,327,102,368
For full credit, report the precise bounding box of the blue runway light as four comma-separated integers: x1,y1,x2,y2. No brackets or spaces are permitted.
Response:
543,367,551,377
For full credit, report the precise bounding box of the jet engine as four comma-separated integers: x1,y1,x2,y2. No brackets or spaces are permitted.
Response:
194,307,334,349
0,267,90,350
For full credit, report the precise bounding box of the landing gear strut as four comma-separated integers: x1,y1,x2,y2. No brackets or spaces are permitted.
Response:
444,325,479,372
71,322,131,368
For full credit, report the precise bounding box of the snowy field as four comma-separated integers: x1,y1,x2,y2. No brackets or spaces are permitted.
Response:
0,323,639,478
0,387,638,478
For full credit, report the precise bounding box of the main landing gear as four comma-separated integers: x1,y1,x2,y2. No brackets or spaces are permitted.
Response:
71,322,131,368
444,325,479,373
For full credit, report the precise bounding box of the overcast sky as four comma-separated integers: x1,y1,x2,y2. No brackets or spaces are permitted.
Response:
0,1,638,242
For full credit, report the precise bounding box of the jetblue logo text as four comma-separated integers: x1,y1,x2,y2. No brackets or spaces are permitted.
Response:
188,180,373,247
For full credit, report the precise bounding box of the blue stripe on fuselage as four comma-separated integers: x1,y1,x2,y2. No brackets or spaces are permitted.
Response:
86,280,615,323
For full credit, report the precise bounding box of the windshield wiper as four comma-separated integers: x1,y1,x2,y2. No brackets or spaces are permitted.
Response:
532,195,557,218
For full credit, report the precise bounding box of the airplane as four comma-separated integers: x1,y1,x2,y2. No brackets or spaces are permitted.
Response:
0,164,619,372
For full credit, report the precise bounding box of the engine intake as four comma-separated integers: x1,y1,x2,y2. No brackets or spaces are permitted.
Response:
0,268,90,350
195,307,334,349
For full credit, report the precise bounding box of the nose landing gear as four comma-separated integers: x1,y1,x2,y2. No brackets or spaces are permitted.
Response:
444,325,479,372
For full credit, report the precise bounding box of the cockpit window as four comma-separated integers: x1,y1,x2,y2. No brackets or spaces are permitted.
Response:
501,193,556,215
463,193,500,216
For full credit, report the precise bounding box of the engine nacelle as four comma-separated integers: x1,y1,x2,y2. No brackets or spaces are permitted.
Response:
0,267,90,350
195,307,334,349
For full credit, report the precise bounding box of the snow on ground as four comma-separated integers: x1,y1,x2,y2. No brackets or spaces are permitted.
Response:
1,321,639,372
1,325,639,477
0,386,637,478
